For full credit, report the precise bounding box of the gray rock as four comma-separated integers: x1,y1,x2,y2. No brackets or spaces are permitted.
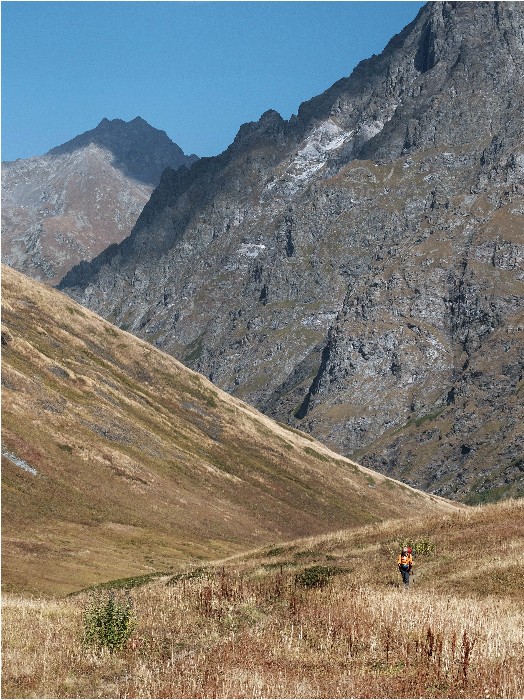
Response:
2,118,198,284
59,2,524,502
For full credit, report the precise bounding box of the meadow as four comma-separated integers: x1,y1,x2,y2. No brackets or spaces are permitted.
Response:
2,264,453,596
3,498,523,699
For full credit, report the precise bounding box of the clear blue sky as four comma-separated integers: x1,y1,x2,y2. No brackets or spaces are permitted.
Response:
1,1,424,162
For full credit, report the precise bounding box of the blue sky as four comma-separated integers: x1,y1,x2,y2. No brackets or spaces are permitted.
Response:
1,1,424,162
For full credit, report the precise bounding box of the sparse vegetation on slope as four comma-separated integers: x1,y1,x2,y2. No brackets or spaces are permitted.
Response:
1,265,455,595
2,499,523,698
58,2,524,503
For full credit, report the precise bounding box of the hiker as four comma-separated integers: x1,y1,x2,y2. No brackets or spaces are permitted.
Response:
398,546,413,588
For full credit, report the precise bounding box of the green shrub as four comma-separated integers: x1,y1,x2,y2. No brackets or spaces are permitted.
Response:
168,567,211,585
82,590,136,652
398,537,435,556
295,565,336,589
92,572,167,591
264,546,288,557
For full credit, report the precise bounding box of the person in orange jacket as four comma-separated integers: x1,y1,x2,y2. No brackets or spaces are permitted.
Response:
398,546,413,587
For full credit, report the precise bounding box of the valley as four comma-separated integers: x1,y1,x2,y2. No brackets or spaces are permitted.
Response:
2,265,521,698
1,265,453,595
2,499,523,698
57,2,524,501
2,3,523,696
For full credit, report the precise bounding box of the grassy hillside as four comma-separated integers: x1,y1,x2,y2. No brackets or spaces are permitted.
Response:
1,265,456,595
2,499,523,698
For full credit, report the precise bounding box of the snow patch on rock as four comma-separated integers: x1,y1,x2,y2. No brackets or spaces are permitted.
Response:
264,120,354,197
239,243,267,258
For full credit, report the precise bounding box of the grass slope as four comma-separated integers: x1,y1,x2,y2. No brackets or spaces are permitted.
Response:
1,265,456,595
2,499,523,698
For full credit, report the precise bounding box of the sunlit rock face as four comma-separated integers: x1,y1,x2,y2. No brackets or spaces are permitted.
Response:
1,117,198,285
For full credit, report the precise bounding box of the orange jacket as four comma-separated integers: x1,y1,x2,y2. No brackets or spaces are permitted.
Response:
398,553,413,568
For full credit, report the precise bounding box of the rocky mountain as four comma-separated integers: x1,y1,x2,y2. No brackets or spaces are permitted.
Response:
59,2,524,503
1,265,455,595
1,117,198,285
47,116,198,186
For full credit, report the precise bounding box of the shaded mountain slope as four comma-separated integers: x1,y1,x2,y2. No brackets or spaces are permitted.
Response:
0,265,454,595
59,2,524,501
47,116,198,187
1,117,198,285
297,148,524,502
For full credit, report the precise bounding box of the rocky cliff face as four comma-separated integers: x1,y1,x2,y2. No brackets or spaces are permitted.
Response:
1,118,198,284
59,2,524,502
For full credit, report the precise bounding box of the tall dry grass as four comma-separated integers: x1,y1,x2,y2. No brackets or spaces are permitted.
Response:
3,564,523,697
3,500,523,698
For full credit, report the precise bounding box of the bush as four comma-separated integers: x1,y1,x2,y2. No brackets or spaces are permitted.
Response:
398,537,435,556
168,567,210,585
295,565,336,589
83,590,136,652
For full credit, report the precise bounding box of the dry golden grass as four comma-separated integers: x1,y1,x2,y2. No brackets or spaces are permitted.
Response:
3,499,523,698
2,265,456,595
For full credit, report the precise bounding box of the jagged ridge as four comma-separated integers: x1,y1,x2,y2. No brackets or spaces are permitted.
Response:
58,2,524,502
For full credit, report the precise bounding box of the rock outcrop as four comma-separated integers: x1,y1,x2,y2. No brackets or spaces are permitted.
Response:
1,117,198,284
59,2,524,502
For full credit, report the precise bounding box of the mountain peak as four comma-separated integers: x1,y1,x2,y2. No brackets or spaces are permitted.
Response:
48,117,198,186
292,0,523,162
2,116,199,284
59,1,524,504
95,116,159,131
129,115,149,125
